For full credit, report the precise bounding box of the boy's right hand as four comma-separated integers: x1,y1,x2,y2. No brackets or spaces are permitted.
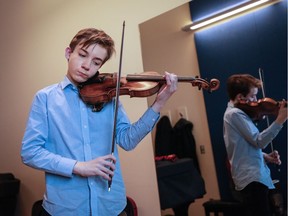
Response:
73,154,116,180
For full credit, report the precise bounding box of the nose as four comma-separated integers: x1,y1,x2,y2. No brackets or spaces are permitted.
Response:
82,59,91,71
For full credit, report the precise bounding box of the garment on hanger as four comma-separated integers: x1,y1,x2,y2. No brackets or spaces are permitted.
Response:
155,115,175,156
174,118,200,173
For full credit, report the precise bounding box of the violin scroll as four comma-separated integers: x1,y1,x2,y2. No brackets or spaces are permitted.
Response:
178,76,220,93
209,79,221,92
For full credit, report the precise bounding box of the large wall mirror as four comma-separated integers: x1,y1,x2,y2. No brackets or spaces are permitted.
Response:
139,0,287,215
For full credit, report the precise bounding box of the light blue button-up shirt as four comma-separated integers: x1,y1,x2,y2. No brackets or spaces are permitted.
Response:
223,102,283,191
21,76,159,216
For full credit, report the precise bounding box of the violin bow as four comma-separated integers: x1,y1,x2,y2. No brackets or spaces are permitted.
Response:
259,68,281,174
258,68,274,152
108,21,126,191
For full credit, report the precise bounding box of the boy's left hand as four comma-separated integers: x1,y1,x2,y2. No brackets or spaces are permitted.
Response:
151,71,178,113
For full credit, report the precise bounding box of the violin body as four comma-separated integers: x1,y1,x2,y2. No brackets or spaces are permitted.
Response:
235,97,285,121
78,71,220,111
78,72,161,104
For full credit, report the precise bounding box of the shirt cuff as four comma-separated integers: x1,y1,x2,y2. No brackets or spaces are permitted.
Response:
57,157,77,177
270,121,283,135
141,107,160,129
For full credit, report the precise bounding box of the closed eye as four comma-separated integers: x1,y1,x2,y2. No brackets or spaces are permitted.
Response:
79,51,87,58
93,61,101,66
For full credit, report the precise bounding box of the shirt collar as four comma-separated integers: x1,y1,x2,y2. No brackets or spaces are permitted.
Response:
60,76,78,92
228,101,235,108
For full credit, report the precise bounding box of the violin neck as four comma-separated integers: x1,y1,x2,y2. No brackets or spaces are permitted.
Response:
125,73,220,92
126,74,196,83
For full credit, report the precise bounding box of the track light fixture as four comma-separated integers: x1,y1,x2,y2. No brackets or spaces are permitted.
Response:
182,0,280,31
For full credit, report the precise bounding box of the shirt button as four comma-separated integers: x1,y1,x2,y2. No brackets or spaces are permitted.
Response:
84,125,87,128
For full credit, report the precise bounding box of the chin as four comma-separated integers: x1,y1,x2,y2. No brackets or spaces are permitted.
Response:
75,76,88,84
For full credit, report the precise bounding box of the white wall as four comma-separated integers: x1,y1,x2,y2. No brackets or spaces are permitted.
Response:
0,1,190,216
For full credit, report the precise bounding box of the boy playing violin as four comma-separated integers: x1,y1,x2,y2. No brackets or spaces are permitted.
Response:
223,74,287,216
21,28,177,216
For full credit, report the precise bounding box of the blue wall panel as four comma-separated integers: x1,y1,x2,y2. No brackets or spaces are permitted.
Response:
189,0,287,203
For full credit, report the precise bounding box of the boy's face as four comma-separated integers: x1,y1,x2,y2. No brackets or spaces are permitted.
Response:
65,43,107,85
242,87,258,102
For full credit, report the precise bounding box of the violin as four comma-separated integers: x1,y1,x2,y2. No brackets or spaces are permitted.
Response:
78,71,220,111
235,97,287,121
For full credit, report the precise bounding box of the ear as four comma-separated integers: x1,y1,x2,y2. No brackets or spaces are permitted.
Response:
65,47,72,61
236,93,245,102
